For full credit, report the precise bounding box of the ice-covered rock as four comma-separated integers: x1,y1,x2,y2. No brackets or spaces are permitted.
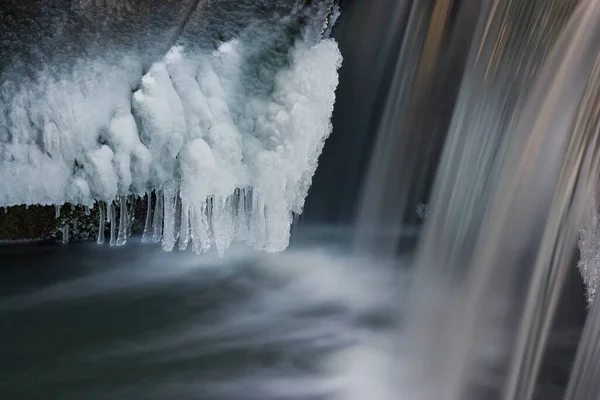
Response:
0,3,342,254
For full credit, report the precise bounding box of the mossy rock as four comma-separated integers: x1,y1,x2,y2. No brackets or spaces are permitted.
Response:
0,196,149,243
0,205,57,241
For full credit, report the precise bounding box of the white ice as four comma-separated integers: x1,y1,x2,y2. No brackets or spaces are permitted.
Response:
0,10,342,255
578,203,600,304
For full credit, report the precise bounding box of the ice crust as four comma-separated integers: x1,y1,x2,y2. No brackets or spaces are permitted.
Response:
0,12,342,255
578,204,600,304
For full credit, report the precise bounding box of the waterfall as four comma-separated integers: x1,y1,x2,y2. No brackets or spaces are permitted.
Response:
352,0,600,399
565,288,600,399
354,0,481,254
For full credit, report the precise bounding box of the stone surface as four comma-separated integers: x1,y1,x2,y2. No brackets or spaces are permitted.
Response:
0,197,148,242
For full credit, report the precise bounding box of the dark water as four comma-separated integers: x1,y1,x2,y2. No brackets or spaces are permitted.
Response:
0,231,585,400
0,231,407,400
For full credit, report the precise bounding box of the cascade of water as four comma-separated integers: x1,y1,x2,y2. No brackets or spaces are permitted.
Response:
354,0,481,255
302,0,412,225
501,5,600,396
387,0,594,399
565,285,600,399
410,0,579,287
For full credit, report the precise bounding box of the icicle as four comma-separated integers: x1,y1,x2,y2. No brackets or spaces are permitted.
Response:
152,190,164,243
142,192,153,243
179,199,191,251
55,205,61,218
174,195,181,242
206,196,215,247
127,196,136,238
61,224,69,244
212,195,234,257
25,204,29,210
191,202,210,254
84,205,91,216
116,196,127,246
235,188,249,242
263,198,291,253
248,194,267,250
162,188,177,251
97,202,105,245
109,201,116,246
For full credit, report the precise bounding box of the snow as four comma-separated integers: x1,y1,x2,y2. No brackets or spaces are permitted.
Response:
0,7,342,254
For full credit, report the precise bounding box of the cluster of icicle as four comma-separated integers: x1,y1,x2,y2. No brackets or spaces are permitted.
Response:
577,202,600,305
87,188,268,256
56,187,278,256
0,3,342,255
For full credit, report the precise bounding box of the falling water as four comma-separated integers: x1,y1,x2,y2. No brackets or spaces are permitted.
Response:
565,288,600,399
355,0,481,254
353,0,600,399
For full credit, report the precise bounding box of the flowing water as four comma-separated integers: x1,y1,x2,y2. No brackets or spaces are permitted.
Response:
0,231,411,400
386,1,600,399
3,0,600,399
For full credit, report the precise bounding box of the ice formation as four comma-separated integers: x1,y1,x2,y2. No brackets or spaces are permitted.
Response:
578,204,600,305
0,7,342,255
